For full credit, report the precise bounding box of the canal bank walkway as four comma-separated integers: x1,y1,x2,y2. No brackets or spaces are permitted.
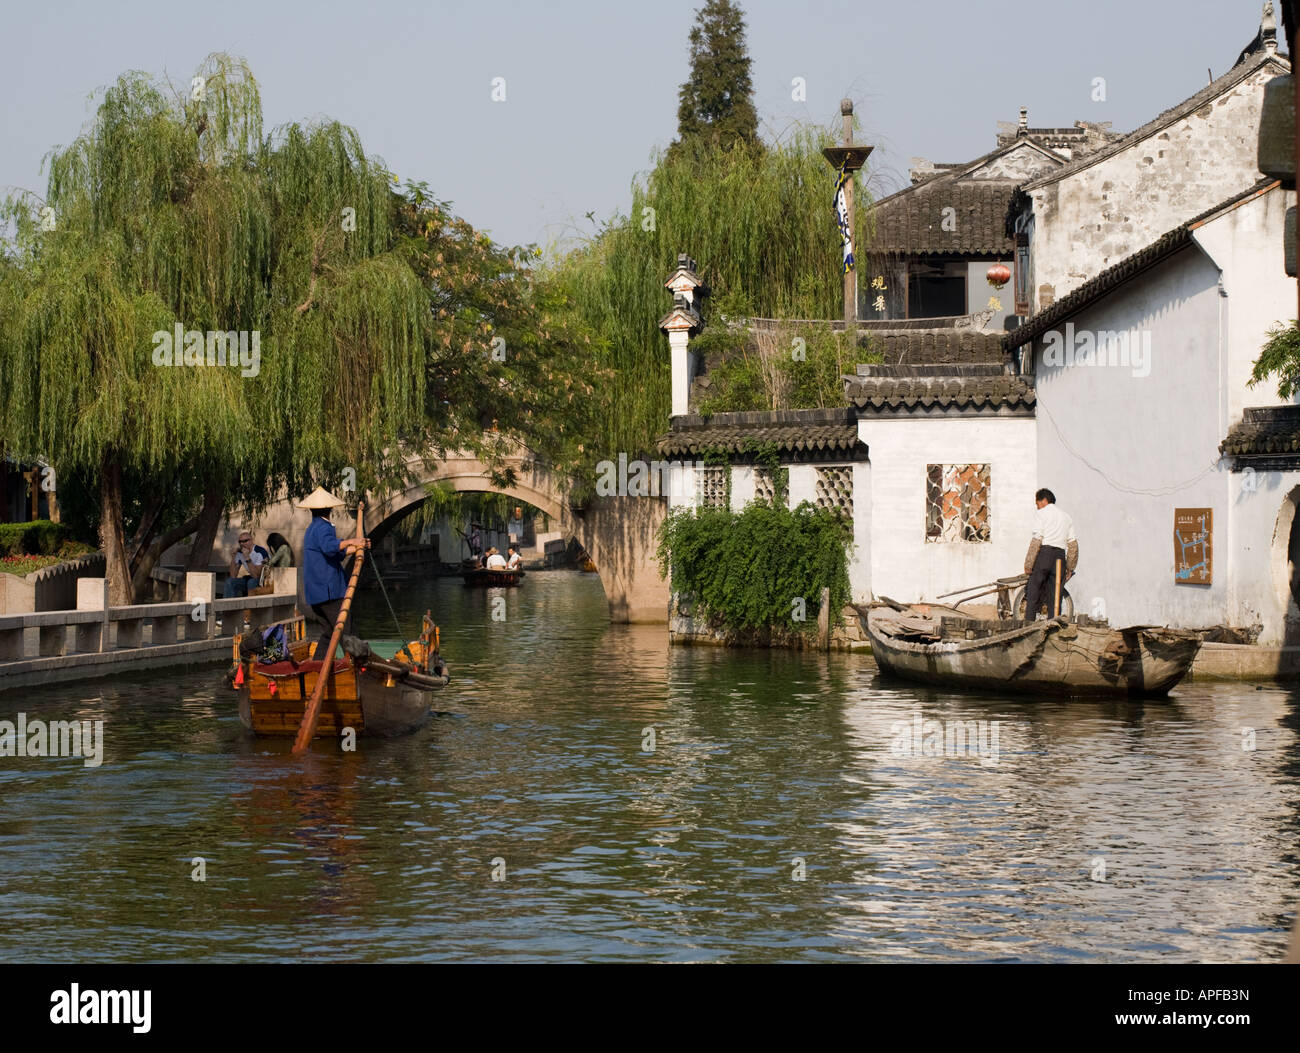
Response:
0,568,301,690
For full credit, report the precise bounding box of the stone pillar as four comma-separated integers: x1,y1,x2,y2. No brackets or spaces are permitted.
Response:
667,328,693,417
270,567,299,626
272,567,298,596
659,255,705,419
75,577,109,653
0,574,35,616
185,571,215,641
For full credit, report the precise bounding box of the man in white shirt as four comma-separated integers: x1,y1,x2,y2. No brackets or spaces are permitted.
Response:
1023,488,1078,619
506,546,522,570
224,531,269,598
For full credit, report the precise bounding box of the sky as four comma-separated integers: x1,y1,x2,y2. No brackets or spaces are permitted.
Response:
0,0,1278,253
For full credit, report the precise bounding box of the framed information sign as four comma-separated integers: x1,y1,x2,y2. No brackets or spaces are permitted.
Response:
1174,508,1212,585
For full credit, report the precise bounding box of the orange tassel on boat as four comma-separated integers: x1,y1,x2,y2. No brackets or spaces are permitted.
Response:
234,665,245,686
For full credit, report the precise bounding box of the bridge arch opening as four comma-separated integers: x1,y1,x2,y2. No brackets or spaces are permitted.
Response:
216,451,668,623
369,482,598,586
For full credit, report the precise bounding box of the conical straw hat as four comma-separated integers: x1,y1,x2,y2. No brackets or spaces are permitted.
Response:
297,486,344,510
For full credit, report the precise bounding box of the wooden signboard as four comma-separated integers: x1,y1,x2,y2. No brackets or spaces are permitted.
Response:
1174,508,1212,585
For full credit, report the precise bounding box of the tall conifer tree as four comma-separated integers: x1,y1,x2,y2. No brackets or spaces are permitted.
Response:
673,0,760,154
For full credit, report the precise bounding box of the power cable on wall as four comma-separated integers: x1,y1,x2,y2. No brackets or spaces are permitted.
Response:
1037,399,1224,497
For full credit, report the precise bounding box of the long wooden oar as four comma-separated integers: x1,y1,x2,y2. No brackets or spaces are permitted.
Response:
292,503,367,754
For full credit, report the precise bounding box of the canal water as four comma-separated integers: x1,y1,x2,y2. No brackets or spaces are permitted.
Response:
1,570,1297,962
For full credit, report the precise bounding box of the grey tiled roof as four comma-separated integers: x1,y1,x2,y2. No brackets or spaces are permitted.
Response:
658,409,865,460
846,365,1035,414
871,327,1006,365
1220,405,1300,457
868,177,1019,256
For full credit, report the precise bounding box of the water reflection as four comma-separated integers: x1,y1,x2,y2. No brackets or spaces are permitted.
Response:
0,570,1295,961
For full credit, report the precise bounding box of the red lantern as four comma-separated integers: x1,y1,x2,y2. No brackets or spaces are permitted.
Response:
987,264,1011,289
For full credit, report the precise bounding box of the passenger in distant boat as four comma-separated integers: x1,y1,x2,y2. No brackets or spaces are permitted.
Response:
299,487,369,661
1023,489,1078,619
506,546,521,570
485,547,507,570
224,531,270,598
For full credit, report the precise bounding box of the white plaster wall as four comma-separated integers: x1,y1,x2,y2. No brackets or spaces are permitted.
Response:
857,416,1037,602
730,466,756,511
788,463,869,602
968,143,1060,182
1190,185,1298,422
850,461,871,602
1228,470,1300,644
1033,247,1229,628
1029,61,1282,306
667,461,697,511
787,465,817,509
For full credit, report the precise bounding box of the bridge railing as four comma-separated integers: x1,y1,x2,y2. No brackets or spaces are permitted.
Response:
0,570,300,663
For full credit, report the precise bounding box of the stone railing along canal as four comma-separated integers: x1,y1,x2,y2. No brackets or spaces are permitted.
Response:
0,569,301,689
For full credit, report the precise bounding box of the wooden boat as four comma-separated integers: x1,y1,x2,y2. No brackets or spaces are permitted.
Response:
228,620,450,738
462,567,525,587
862,606,1201,697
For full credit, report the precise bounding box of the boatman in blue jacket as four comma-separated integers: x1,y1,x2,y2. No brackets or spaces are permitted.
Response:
298,487,370,661
1023,488,1079,619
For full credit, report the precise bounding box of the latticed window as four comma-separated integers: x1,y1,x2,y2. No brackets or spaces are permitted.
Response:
753,467,786,507
696,466,727,509
926,464,990,542
814,466,853,519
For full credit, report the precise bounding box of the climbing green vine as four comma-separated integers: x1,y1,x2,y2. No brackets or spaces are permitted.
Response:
657,501,851,635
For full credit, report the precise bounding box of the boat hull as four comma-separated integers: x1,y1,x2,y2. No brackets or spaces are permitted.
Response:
866,612,1200,697
462,568,525,587
235,650,449,738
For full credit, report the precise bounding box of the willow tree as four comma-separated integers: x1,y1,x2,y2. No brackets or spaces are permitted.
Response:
0,55,431,603
556,125,872,458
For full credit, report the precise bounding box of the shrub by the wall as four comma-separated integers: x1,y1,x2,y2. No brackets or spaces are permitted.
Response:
0,520,71,557
657,500,850,635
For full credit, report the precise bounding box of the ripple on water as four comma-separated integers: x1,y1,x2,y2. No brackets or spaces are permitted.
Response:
0,573,1297,961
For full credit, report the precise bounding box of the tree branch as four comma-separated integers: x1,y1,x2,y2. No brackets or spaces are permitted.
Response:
295,223,330,314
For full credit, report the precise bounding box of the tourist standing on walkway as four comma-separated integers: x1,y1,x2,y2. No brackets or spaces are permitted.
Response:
299,488,369,660
1023,489,1078,619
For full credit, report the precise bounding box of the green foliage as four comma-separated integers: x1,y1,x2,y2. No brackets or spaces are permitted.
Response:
394,184,608,491
395,484,544,541
0,54,428,537
673,0,759,156
693,326,768,414
0,519,71,556
694,322,881,413
557,126,872,455
0,52,606,602
657,501,851,634
1250,320,1300,398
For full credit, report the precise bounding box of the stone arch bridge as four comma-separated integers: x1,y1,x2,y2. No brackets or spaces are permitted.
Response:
216,448,668,624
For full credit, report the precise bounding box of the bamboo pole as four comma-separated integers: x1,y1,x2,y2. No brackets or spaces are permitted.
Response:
292,503,367,754
1053,558,1063,618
